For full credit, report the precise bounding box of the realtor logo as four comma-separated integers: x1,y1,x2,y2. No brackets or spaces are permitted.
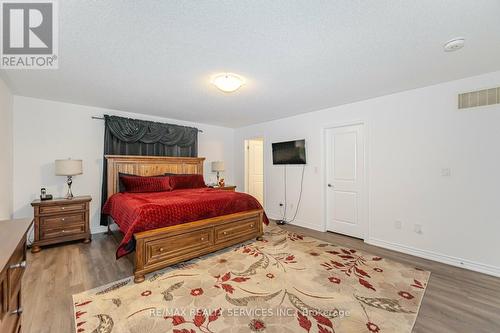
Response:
1,0,58,69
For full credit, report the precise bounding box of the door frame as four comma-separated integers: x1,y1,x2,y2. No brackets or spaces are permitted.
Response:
244,137,265,206
322,120,370,240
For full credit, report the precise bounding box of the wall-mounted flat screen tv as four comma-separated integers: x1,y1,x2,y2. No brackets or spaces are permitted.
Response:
272,139,306,165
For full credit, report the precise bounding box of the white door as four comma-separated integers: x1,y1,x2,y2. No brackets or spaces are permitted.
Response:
326,124,365,239
246,139,264,205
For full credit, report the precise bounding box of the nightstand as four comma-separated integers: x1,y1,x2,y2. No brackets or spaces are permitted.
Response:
214,185,237,191
31,196,92,253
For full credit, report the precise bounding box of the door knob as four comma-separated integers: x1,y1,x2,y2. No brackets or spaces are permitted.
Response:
327,184,333,187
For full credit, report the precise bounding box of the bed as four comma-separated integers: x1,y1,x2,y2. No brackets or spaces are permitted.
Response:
103,155,266,283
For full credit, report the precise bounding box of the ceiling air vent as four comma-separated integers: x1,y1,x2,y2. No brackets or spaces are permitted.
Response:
458,87,500,109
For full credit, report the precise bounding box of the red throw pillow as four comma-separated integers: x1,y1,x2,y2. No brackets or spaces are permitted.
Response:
169,174,206,190
120,175,172,193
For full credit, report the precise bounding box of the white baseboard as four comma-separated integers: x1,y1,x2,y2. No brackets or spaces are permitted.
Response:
89,211,500,278
367,237,500,278
287,219,326,232
266,212,326,232
91,225,108,234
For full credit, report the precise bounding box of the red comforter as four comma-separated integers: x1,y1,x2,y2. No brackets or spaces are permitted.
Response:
102,188,268,258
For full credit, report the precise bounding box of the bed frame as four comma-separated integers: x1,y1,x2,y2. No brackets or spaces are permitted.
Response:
105,155,264,283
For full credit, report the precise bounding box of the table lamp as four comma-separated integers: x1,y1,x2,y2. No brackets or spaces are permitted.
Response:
211,161,225,184
55,159,83,199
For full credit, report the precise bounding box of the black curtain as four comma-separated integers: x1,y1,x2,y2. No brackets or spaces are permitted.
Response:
100,115,198,225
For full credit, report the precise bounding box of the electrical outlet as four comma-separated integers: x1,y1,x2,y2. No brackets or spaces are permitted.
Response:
414,224,423,234
394,220,402,229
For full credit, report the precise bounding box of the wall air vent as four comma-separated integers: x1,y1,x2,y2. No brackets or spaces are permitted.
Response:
458,87,500,109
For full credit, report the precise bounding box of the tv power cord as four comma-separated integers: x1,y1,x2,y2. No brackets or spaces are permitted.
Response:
277,164,305,225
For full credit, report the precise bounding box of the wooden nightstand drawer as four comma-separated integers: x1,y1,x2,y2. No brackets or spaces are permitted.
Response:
40,224,86,240
39,203,86,215
40,213,85,229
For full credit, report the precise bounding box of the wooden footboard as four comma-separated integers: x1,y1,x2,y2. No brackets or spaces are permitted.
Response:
132,209,264,283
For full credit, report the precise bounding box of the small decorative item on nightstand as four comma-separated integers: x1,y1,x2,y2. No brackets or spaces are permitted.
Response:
30,196,92,253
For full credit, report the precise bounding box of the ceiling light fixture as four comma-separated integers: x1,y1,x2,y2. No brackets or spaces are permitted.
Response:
211,73,245,93
444,37,465,52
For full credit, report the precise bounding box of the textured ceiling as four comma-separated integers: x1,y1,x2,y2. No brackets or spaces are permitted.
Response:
2,0,500,127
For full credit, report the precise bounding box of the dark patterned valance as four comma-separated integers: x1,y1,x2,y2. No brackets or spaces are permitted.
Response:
105,115,197,147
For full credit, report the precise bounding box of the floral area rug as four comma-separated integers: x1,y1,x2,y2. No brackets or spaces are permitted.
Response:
73,224,429,333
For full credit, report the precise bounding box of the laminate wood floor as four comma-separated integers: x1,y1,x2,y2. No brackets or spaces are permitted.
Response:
22,222,500,333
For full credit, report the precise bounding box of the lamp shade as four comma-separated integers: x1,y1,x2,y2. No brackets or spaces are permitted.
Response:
211,161,225,172
55,159,83,176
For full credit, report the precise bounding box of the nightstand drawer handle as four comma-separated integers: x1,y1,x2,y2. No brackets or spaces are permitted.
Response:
250,224,254,228
11,308,22,315
9,260,26,269
200,237,205,241
61,207,65,210
159,247,165,252
223,231,228,235
62,229,66,233
61,218,66,221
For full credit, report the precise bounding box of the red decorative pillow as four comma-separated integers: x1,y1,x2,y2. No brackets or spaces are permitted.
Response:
120,175,172,193
169,174,206,190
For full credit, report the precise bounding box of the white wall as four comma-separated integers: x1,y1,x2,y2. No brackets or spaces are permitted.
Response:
12,96,234,233
234,70,500,276
0,78,13,220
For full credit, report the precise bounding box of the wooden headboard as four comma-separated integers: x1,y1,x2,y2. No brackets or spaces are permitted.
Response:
105,155,205,198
